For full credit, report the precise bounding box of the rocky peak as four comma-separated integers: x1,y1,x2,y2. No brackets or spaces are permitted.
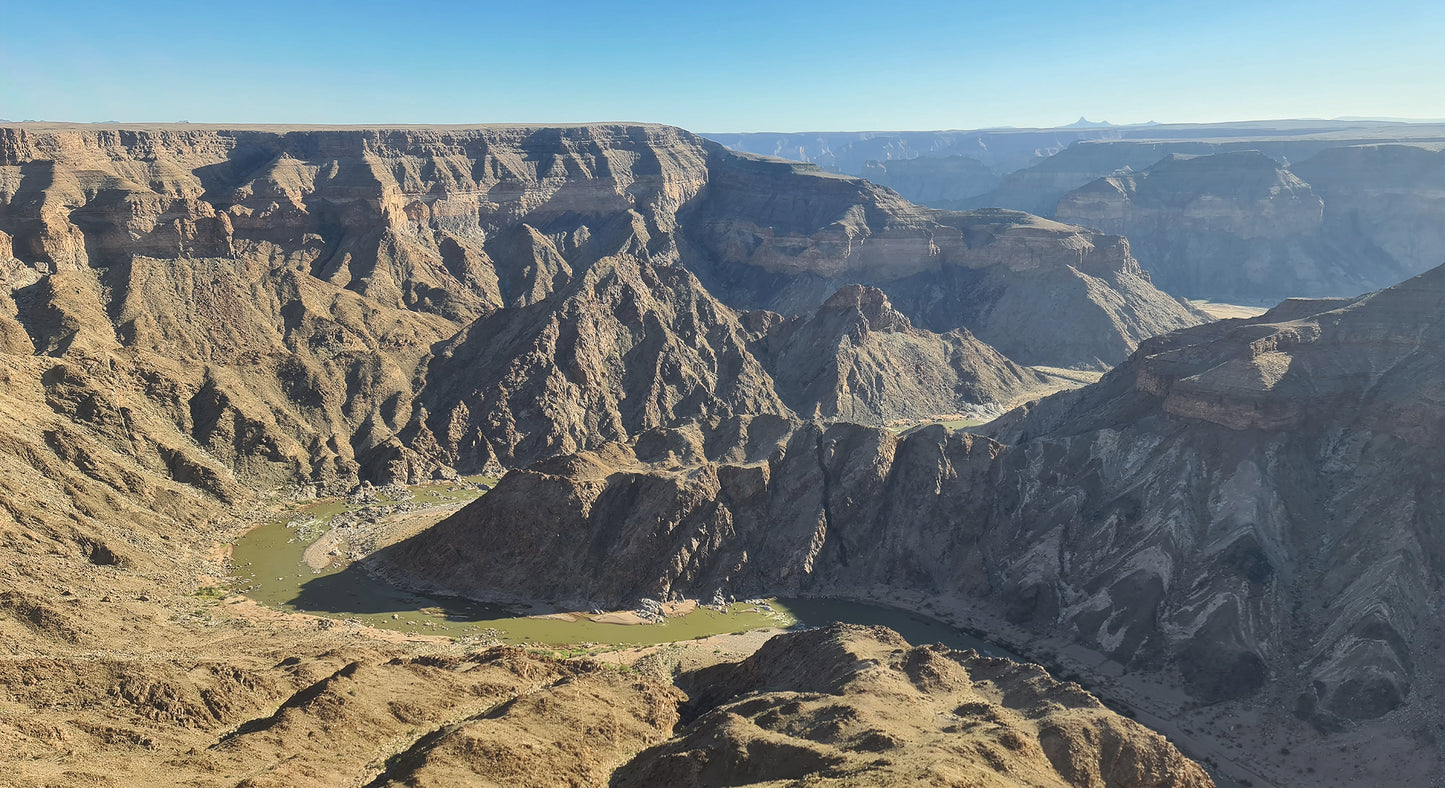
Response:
817,283,913,333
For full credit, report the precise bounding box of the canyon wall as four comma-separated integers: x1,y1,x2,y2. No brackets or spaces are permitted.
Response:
386,264,1445,737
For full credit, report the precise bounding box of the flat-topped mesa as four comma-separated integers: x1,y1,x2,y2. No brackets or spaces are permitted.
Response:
688,149,1203,367
1057,151,1325,241
692,148,1157,280
1007,141,1445,303
1053,150,1346,300
0,122,728,497
0,123,712,319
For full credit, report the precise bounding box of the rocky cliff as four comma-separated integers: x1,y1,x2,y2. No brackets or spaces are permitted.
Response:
1289,143,1445,291
384,264,1445,765
981,264,1445,729
0,122,1198,496
1054,151,1344,298
1053,146,1445,301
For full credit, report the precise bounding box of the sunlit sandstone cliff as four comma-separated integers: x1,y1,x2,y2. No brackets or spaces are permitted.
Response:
0,122,1200,491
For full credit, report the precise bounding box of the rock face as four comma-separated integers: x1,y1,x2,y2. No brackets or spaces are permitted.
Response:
615,625,1214,787
0,121,1198,500
1057,152,1325,243
684,151,1204,368
1289,144,1445,291
410,253,791,469
0,122,724,490
984,265,1445,728
1054,147,1445,301
749,284,1048,423
387,264,1445,738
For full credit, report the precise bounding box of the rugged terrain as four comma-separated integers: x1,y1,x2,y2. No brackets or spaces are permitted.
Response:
618,624,1212,787
714,119,1445,212
0,122,1219,786
1054,145,1445,300
718,121,1445,303
0,122,1198,489
386,265,1445,785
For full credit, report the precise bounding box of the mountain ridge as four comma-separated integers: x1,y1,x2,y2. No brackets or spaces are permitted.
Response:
379,263,1445,783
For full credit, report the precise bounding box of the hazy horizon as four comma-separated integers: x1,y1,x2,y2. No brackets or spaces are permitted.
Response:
5,115,1445,134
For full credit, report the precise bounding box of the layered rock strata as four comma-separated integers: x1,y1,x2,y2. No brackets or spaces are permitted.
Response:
386,264,1445,738
0,122,1196,497
1055,147,1445,300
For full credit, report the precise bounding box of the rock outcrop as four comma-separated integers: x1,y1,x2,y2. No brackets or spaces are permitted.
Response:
411,252,791,469
749,284,1048,423
616,625,1213,787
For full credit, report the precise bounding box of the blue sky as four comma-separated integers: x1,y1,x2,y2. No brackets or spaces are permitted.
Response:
2,0,1442,131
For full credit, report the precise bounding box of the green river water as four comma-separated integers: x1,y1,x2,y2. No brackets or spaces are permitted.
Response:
228,486,1011,654
227,489,1246,788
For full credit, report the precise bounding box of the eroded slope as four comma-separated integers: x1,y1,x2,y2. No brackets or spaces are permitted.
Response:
385,265,1445,782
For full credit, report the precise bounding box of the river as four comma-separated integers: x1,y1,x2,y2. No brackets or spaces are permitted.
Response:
228,488,1244,786
228,489,1010,655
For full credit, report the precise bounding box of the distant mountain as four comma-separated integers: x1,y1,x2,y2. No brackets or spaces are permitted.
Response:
714,121,1445,304
1065,116,1114,128
1053,144,1445,301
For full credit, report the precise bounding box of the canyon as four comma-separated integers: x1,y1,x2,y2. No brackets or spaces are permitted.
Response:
385,265,1445,785
721,121,1445,304
3,119,1442,786
0,122,1213,786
